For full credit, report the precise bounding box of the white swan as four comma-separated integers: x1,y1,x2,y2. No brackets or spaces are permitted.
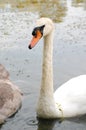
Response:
29,18,86,119
0,64,22,124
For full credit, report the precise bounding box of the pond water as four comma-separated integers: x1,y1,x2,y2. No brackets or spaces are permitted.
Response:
0,0,86,130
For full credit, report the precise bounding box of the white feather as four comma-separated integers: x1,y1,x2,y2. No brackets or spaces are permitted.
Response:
31,18,86,119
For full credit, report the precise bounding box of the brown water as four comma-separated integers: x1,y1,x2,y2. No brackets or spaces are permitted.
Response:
0,0,86,130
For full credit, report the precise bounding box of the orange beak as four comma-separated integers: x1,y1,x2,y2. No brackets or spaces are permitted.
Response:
29,30,42,49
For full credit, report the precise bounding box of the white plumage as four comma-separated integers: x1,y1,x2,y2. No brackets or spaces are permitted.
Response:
29,18,86,119
54,75,86,117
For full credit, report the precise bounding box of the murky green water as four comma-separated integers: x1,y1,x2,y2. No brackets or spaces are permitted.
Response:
0,0,86,130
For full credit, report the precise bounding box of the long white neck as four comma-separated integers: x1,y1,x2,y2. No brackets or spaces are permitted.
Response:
37,30,58,118
41,31,54,96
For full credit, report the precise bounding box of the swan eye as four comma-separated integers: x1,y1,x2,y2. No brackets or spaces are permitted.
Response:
32,25,45,37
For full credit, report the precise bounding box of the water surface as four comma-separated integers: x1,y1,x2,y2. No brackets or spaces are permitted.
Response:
0,0,86,130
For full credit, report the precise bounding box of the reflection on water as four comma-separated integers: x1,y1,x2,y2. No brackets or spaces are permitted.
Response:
72,0,86,8
0,0,67,22
38,1,67,22
0,0,85,22
37,119,57,130
23,117,61,130
24,116,86,130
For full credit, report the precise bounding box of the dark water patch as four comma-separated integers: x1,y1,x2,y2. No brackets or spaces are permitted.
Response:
67,114,86,124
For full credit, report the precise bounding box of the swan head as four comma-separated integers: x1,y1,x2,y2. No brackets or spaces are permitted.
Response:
29,17,54,49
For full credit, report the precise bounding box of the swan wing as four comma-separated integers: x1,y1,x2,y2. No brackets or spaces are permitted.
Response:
54,75,86,117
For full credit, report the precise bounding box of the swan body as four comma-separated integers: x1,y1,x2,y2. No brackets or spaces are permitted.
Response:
29,18,86,119
0,64,22,124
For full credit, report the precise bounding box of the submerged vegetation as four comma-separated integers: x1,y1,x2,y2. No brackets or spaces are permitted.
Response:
0,0,67,23
0,0,85,22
